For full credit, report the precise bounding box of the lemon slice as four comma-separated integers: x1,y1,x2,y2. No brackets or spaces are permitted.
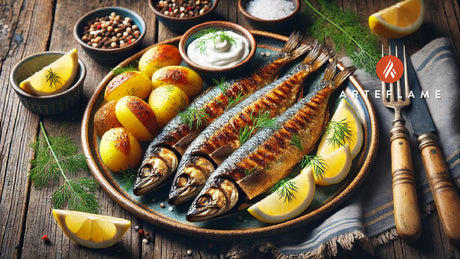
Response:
369,0,425,39
314,144,352,186
247,167,315,223
316,98,363,158
52,209,131,249
20,49,79,96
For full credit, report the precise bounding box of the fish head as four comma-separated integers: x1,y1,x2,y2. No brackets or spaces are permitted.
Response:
186,178,239,222
133,147,178,196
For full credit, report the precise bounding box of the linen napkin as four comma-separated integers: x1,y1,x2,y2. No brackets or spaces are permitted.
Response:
266,37,460,258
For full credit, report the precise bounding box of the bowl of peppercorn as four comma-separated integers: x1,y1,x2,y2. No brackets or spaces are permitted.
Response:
74,7,146,64
149,0,219,32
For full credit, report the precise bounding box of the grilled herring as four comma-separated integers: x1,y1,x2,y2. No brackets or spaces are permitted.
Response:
133,32,310,196
168,43,330,205
186,60,356,222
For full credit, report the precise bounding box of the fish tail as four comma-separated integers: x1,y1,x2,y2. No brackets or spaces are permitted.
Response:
319,58,356,91
334,66,357,89
281,31,311,60
300,42,331,71
321,58,338,83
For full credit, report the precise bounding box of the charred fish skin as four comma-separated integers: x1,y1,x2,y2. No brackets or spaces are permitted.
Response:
168,43,331,205
133,32,310,196
186,60,356,222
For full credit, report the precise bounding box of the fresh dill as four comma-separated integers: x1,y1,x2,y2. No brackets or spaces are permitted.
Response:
303,0,380,74
45,68,61,88
179,105,210,130
213,77,229,93
226,90,246,110
326,119,352,148
29,122,100,213
244,167,257,176
118,169,137,190
301,155,326,179
194,29,237,54
238,111,277,144
290,134,303,151
270,178,298,203
112,63,138,76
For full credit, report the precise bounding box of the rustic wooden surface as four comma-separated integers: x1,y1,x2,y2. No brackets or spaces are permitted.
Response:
1,0,460,258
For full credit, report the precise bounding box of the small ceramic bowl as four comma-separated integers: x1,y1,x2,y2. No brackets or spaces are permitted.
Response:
149,0,218,32
10,51,86,115
74,7,146,64
178,21,256,76
238,0,301,31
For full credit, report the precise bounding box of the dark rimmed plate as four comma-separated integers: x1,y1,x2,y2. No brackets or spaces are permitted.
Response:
81,30,378,239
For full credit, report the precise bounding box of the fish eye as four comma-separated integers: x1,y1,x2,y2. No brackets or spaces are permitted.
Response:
176,174,190,187
197,195,211,207
140,166,151,177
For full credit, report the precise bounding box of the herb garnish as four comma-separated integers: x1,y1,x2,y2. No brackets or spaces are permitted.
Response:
29,122,100,213
303,0,380,74
301,155,326,179
213,77,229,93
290,133,303,151
112,63,138,76
238,111,277,144
226,90,246,110
119,169,137,190
179,105,210,130
194,29,237,54
325,119,352,148
270,178,298,203
45,68,61,88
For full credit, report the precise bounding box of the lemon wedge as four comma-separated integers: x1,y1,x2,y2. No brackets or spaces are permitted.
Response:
368,0,425,39
20,48,79,96
314,144,352,186
316,98,363,158
52,209,131,249
247,167,315,223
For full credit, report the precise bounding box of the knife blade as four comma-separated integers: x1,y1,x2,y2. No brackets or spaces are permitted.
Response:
401,40,460,241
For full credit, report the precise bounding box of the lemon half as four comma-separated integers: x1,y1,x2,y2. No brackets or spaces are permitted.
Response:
20,48,79,96
52,209,131,249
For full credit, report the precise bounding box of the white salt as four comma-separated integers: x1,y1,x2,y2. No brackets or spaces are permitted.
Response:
246,0,296,20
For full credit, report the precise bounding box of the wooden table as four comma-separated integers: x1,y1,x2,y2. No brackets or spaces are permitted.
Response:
1,0,460,258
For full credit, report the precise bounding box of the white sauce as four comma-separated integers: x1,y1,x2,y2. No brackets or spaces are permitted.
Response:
187,30,251,68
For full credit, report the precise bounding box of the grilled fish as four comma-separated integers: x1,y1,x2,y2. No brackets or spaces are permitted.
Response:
168,43,330,205
186,60,356,222
133,32,310,196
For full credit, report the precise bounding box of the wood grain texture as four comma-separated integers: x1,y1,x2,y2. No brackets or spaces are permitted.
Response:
1,0,460,258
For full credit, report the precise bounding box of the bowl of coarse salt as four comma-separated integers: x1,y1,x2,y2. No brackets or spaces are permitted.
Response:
238,0,300,30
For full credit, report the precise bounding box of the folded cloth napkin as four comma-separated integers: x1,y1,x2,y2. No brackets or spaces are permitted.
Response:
267,37,460,258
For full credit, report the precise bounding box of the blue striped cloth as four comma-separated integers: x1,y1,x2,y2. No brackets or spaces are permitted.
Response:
272,38,460,258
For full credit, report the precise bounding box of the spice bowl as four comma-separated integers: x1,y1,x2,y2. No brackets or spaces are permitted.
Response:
10,51,86,115
178,21,256,77
74,6,146,65
238,0,301,31
149,0,218,32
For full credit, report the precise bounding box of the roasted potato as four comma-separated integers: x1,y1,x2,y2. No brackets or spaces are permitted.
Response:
104,71,152,101
94,100,123,137
99,127,142,172
149,85,189,128
151,65,203,99
138,44,182,78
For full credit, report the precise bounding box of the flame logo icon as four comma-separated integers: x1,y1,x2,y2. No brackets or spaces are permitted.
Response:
376,55,404,83
383,60,397,79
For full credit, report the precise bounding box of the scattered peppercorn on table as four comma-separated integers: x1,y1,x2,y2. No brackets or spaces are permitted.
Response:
1,0,460,258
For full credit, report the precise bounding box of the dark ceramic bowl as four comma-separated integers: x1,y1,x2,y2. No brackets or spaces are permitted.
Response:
74,7,146,65
10,51,86,115
178,21,256,76
238,0,300,31
149,0,218,32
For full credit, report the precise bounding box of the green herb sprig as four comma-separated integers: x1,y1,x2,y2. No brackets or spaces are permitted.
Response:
29,122,100,213
179,105,210,130
304,0,380,74
326,119,352,148
290,134,303,151
238,111,277,144
301,155,326,179
118,169,137,190
194,29,237,54
45,68,61,88
112,63,138,76
270,178,298,203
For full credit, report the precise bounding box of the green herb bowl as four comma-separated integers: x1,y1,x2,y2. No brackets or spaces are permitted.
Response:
10,51,86,115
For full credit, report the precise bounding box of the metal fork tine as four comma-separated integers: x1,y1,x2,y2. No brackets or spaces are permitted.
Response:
404,45,409,100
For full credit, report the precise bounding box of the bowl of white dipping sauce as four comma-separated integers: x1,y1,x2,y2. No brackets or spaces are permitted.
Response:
238,0,300,31
179,21,256,76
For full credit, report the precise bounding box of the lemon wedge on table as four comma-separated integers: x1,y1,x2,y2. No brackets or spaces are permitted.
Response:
314,144,352,186
52,209,131,249
316,98,363,158
19,48,79,96
247,167,315,224
369,0,425,39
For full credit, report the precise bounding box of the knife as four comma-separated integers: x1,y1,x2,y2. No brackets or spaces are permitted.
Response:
402,41,460,241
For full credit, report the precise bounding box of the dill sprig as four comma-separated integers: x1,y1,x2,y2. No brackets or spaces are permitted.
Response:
45,68,61,88
301,155,326,179
29,122,100,213
112,63,138,76
270,178,298,203
194,29,237,54
290,134,303,151
119,169,137,190
179,105,210,130
304,0,380,74
213,77,229,93
326,119,352,148
238,111,277,144
226,90,246,110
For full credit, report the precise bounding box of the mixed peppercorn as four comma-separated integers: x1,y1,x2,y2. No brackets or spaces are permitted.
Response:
156,0,213,18
81,12,141,49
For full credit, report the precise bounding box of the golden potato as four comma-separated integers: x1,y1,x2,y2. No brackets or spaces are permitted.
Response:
151,66,203,99
115,96,159,141
149,85,189,128
104,71,152,101
99,127,142,172
139,44,182,78
94,100,123,137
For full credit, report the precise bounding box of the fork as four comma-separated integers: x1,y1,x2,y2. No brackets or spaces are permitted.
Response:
382,43,422,242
